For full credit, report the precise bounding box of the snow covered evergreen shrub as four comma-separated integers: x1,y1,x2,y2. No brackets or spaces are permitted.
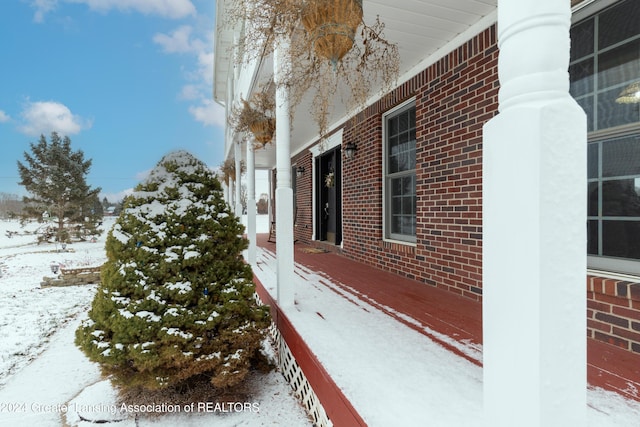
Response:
76,151,270,390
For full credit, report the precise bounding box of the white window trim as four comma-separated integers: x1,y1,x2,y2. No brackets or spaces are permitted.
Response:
572,0,619,22
382,97,417,246
587,268,640,283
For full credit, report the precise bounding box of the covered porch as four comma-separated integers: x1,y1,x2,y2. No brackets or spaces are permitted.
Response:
216,0,640,424
251,233,640,426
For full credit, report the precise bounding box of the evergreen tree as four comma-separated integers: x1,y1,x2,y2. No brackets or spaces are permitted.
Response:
76,151,270,391
17,132,102,242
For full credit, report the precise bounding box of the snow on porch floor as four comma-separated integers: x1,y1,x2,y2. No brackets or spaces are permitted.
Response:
251,237,640,426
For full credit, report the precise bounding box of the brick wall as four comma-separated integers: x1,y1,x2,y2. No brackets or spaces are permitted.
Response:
282,23,640,356
337,25,498,300
293,151,314,242
587,275,640,355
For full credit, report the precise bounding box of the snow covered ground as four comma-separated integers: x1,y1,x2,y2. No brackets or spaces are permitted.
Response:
3,213,640,426
0,217,310,426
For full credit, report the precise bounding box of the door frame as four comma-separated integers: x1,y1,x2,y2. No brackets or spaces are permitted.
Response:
309,130,343,245
315,147,342,244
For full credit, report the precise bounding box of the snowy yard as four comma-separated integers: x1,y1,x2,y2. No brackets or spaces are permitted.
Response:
0,217,310,426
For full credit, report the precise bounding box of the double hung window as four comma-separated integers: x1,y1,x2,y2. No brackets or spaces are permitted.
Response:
384,101,416,243
571,0,640,274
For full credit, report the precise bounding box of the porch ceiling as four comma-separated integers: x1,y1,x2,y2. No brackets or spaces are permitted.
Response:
214,0,498,169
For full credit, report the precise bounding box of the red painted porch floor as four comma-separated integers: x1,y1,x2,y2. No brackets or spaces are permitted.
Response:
256,234,640,404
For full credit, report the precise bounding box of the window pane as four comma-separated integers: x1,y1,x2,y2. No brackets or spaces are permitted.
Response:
602,136,640,177
403,175,415,195
399,111,408,132
388,116,398,136
399,129,409,147
569,59,594,97
402,194,412,215
602,178,640,216
405,216,416,236
588,143,598,179
597,86,639,130
400,152,410,171
392,177,402,195
389,135,399,154
588,181,599,216
602,220,640,259
588,220,599,255
389,155,398,174
408,148,416,170
392,194,402,213
391,215,401,234
597,40,640,90
598,0,640,49
388,174,416,238
570,18,594,60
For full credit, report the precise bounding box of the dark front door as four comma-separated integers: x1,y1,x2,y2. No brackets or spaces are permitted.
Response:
316,147,342,245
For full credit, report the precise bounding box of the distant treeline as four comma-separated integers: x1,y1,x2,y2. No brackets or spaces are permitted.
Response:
0,193,126,220
0,193,24,219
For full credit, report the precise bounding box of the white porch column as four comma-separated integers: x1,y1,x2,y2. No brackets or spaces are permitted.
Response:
483,1,586,426
268,171,273,225
246,139,257,266
234,142,243,216
274,34,295,308
222,182,228,205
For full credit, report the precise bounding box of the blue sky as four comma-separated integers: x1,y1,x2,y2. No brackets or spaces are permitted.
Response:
0,0,228,202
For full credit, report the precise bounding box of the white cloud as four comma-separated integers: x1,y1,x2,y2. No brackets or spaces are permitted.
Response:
30,0,58,23
155,24,218,128
188,99,225,127
18,100,92,136
179,84,200,100
69,0,196,18
196,51,214,86
182,51,214,90
153,25,205,54
0,111,10,123
154,26,213,92
31,0,195,22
